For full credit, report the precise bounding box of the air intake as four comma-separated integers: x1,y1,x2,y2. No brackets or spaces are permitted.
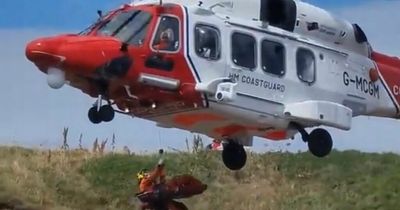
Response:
259,0,297,32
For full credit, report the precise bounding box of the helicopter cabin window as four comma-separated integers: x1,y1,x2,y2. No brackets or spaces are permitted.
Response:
195,25,220,60
261,40,285,76
231,33,256,69
296,48,316,83
96,10,152,46
152,16,180,52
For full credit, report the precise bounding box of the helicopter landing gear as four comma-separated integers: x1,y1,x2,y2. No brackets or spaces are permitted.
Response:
88,105,115,124
222,140,247,171
88,95,115,124
307,128,333,157
295,124,333,158
88,106,101,124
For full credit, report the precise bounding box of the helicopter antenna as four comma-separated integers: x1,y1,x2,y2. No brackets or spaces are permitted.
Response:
97,10,103,18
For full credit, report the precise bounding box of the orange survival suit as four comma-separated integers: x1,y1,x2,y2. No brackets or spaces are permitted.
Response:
137,160,207,210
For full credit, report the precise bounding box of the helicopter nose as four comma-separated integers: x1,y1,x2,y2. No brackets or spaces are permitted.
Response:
25,37,64,69
26,35,131,79
54,36,130,77
26,38,42,61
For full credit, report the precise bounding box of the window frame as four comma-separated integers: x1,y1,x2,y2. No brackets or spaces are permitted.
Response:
296,47,316,84
194,23,221,61
231,31,257,70
260,39,286,77
150,15,181,54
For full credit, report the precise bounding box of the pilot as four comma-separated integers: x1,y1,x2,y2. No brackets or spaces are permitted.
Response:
153,28,177,51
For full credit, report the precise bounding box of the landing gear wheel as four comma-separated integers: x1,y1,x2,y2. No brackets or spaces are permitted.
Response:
222,142,247,171
88,107,101,124
307,128,333,158
99,105,115,122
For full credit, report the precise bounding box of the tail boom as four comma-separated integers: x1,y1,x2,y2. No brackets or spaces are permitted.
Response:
372,51,400,115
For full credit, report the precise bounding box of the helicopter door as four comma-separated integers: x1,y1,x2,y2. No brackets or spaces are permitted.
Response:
227,29,287,106
191,23,225,81
194,25,221,61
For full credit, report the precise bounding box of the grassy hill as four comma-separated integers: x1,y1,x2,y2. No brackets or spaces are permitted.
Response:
1,146,400,210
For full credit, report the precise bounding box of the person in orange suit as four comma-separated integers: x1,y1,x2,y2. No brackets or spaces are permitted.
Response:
136,158,166,210
136,158,207,210
138,160,166,193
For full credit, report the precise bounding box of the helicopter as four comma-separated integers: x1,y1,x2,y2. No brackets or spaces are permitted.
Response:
25,0,400,170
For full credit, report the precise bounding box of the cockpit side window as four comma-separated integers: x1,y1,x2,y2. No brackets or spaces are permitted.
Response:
297,48,316,84
152,16,180,52
195,25,220,60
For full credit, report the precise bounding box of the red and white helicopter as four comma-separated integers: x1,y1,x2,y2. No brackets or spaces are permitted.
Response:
26,0,400,170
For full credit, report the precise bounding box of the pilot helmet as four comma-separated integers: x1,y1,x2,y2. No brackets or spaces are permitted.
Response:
160,28,174,42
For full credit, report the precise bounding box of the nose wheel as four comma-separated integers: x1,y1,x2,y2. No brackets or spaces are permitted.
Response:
88,95,115,124
222,141,247,171
88,105,115,124
88,106,102,124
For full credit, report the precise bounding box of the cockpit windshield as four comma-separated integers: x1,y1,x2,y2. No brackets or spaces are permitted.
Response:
96,10,152,46
79,10,115,36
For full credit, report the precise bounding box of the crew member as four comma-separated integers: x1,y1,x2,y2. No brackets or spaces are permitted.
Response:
136,159,207,210
153,28,176,51
137,159,166,193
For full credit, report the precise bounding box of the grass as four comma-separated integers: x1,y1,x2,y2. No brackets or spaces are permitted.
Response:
0,146,400,210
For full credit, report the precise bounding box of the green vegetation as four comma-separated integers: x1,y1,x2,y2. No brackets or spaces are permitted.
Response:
0,146,400,210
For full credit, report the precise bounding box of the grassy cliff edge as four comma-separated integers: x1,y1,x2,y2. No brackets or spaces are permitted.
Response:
1,147,400,210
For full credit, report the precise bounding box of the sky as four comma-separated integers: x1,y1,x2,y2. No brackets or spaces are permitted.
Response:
0,0,400,153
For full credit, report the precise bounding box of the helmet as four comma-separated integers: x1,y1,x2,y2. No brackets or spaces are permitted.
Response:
137,168,148,183
160,28,174,42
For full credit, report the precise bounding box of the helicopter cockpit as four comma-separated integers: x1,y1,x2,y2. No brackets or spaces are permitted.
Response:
80,5,181,52
80,10,152,46
95,9,153,46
